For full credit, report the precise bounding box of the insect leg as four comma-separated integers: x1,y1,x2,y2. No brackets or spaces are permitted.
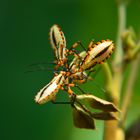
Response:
51,92,77,105
75,84,86,94
66,83,86,95
69,41,87,51
51,100,72,104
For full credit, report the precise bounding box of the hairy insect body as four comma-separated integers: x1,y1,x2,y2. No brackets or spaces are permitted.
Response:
69,51,88,83
70,51,86,70
80,40,114,70
49,24,67,64
35,72,66,104
69,40,114,82
35,24,115,104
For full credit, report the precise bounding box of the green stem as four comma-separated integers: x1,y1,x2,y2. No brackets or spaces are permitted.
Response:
132,41,140,58
103,1,126,140
114,0,126,66
101,63,113,99
121,56,140,128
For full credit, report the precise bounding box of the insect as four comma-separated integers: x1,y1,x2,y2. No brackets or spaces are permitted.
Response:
34,25,118,130
34,70,78,104
49,24,67,68
49,25,88,83
35,24,115,104
79,40,114,71
49,24,86,70
35,72,65,104
67,40,115,83
34,25,80,104
69,51,88,83
34,71,76,104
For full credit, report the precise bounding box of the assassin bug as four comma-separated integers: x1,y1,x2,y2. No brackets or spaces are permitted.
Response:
34,24,119,130
32,25,114,80
34,24,86,104
69,51,89,83
68,40,114,72
34,66,88,104
35,72,66,104
34,70,80,104
80,40,114,71
49,24,68,68
35,25,115,104
49,25,88,83
49,24,86,70
49,25,88,82
67,40,115,84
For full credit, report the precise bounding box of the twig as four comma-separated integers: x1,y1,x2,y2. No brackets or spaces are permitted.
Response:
101,63,113,99
103,1,126,140
121,56,140,128
114,0,126,66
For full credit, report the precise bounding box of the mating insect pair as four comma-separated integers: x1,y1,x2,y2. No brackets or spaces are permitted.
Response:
35,24,115,105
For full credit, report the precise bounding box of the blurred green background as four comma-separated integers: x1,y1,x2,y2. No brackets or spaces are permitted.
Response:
1,0,140,140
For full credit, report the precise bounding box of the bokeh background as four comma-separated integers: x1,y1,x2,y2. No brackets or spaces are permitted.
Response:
1,0,140,140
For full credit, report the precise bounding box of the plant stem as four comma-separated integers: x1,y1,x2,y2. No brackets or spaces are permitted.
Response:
103,1,126,140
114,1,126,66
121,56,140,128
101,63,113,99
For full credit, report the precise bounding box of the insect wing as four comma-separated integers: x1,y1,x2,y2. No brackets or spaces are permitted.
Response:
49,24,66,61
35,73,65,104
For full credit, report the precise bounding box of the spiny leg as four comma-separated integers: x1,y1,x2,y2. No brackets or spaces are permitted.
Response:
51,85,77,105
51,95,77,105
69,41,87,51
65,83,86,94
66,49,84,72
51,100,72,104
74,84,86,94
65,42,88,71
66,42,86,66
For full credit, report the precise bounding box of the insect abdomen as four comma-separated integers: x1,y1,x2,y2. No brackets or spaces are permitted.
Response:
81,40,114,70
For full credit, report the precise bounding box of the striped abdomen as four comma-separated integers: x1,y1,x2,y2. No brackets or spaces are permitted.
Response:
49,24,66,62
81,40,114,70
35,72,65,104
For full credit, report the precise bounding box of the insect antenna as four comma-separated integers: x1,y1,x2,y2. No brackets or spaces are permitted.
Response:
69,41,87,51
24,67,56,73
25,65,63,73
27,61,57,67
25,60,64,73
